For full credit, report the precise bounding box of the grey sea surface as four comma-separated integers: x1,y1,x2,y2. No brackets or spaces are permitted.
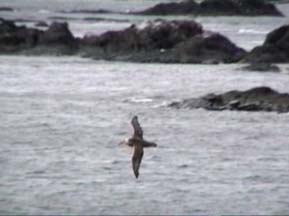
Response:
0,56,289,215
0,0,289,215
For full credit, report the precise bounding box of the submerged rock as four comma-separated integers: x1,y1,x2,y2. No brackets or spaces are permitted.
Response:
240,63,281,72
0,7,15,12
169,87,289,113
135,0,283,16
60,9,113,14
243,25,289,63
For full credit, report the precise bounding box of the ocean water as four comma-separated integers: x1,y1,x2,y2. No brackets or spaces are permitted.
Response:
0,0,289,215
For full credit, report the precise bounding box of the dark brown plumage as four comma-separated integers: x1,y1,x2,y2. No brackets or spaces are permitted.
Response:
122,116,157,178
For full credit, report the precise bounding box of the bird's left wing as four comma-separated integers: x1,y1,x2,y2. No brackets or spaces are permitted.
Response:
132,147,143,178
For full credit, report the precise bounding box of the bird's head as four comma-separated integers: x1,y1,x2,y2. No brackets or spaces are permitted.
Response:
118,139,129,146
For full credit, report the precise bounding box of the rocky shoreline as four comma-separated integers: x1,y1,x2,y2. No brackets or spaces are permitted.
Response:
169,87,289,113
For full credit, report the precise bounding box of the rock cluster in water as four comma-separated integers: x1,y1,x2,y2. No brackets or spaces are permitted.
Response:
0,18,77,55
1,16,289,64
0,18,246,63
169,87,289,113
243,25,289,63
134,0,283,16
80,20,246,63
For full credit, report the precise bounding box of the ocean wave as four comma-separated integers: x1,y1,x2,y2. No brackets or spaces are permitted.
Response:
123,97,154,103
238,28,267,34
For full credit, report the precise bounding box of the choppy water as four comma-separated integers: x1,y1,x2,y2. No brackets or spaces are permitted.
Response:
0,56,289,215
1,0,289,215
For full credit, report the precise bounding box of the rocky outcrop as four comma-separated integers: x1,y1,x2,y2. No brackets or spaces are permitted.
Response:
0,18,246,63
135,0,283,16
169,87,289,113
80,20,246,63
134,1,199,15
243,25,289,63
173,32,245,63
0,18,78,54
38,22,76,46
0,18,41,52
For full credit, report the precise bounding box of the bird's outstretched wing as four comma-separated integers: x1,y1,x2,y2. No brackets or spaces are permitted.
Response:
131,116,143,139
140,139,157,148
132,147,143,178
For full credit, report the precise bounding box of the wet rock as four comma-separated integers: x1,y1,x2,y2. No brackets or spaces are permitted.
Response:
243,25,289,63
135,0,283,16
174,33,246,63
169,86,289,113
0,18,246,62
38,22,75,46
240,63,281,72
0,18,41,52
134,0,199,15
35,21,49,27
0,18,77,54
80,20,246,63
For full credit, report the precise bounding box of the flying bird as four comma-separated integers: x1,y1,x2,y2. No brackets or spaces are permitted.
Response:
120,116,157,178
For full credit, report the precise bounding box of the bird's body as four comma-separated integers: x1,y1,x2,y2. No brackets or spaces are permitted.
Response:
120,116,157,178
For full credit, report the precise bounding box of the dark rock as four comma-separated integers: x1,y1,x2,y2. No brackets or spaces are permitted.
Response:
0,18,77,54
169,86,289,113
0,7,14,11
233,0,282,16
35,21,49,27
60,9,113,14
38,22,76,46
0,18,246,63
134,0,199,15
174,32,246,63
199,0,241,15
80,20,246,63
240,63,280,72
0,18,41,52
82,17,129,23
243,25,289,63
135,0,283,16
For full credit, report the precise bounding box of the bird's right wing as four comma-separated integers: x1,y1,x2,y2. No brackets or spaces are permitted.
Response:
131,116,143,139
140,140,157,148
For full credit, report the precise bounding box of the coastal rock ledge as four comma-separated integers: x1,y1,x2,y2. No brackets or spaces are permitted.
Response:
169,87,289,113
